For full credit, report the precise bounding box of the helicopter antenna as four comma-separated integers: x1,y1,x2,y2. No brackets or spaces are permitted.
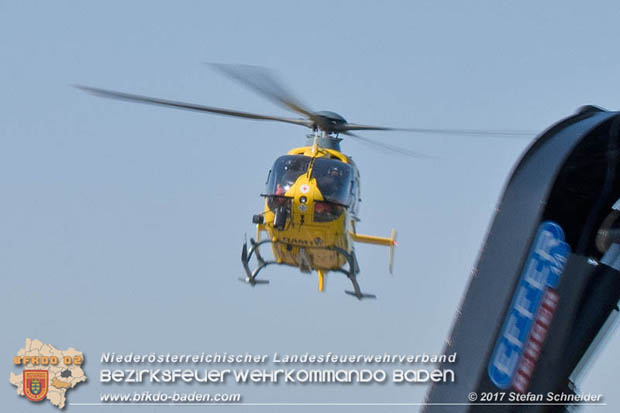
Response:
311,133,320,156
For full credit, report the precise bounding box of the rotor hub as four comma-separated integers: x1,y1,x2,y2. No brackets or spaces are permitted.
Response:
312,111,348,134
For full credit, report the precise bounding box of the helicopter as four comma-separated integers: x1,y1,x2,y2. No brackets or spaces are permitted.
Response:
76,64,531,299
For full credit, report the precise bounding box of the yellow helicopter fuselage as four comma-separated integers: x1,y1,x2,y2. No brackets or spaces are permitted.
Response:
258,146,354,272
244,141,396,298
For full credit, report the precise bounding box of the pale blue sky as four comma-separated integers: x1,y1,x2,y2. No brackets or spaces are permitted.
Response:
2,1,620,411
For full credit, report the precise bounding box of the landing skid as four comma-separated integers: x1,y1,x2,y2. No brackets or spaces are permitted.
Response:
240,238,375,300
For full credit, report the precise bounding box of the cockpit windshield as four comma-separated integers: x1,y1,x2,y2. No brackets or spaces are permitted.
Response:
265,155,311,196
311,158,353,206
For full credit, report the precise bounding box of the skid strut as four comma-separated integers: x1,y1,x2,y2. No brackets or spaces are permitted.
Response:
240,238,375,299
240,238,279,285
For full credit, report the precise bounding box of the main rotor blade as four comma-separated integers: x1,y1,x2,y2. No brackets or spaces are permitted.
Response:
339,123,536,137
343,132,435,159
208,63,317,119
74,85,313,128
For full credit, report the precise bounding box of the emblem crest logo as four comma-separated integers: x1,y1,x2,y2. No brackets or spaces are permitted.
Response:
23,370,48,402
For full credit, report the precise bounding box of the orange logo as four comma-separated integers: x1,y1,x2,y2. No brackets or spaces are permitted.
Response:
23,370,48,402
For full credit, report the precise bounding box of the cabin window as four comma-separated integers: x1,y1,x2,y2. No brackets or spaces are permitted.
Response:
313,202,344,222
